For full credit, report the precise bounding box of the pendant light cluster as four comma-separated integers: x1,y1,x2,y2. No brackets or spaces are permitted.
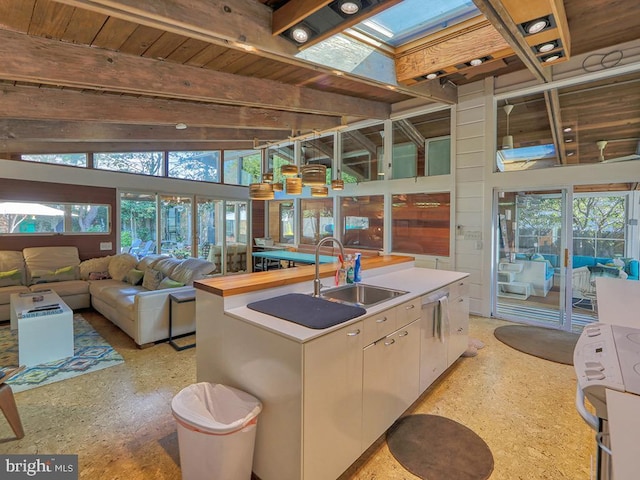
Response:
249,136,345,200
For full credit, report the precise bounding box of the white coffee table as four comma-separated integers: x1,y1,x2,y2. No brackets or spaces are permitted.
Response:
10,290,74,367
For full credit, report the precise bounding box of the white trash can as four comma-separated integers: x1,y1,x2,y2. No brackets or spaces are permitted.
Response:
171,382,262,480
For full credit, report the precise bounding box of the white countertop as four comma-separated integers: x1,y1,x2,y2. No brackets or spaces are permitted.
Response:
225,266,468,343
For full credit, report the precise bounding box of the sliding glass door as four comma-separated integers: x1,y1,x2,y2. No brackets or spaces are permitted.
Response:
494,188,572,330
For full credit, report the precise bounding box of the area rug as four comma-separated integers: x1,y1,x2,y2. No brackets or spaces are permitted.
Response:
494,324,578,365
387,414,494,480
0,314,124,393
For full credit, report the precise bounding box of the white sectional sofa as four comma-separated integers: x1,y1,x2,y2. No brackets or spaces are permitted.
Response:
0,247,215,347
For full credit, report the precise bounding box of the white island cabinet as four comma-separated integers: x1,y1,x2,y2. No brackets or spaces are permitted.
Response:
195,265,468,480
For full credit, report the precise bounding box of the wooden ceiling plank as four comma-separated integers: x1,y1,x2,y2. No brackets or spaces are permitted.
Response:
184,43,228,67
271,0,333,36
1,140,255,154
28,0,74,37
142,31,189,60
164,37,211,64
91,16,138,50
0,28,389,119
55,0,298,56
118,24,164,56
60,7,108,44
0,119,290,142
0,84,342,131
0,0,36,33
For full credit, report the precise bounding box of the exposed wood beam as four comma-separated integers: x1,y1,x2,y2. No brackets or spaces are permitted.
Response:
272,0,332,36
0,85,341,132
396,119,425,153
472,0,552,83
0,141,254,154
544,89,569,164
0,28,389,120
344,130,377,156
0,120,289,142
405,80,457,105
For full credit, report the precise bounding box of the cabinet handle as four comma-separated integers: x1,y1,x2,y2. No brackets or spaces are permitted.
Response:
384,339,395,346
459,281,465,286
376,316,387,323
458,298,464,303
347,329,361,337
405,304,415,310
398,331,408,337
457,327,464,333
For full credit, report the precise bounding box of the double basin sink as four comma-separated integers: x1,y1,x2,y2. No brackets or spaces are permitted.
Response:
319,283,408,308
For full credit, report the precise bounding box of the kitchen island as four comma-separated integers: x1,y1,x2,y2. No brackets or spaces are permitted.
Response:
194,256,469,480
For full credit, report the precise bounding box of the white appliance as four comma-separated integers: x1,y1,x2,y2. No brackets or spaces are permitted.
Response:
574,322,640,480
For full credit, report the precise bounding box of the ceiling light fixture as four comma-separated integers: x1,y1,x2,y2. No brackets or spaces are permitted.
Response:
175,123,187,130
469,58,483,66
535,41,558,53
291,25,311,44
597,140,608,161
281,164,298,177
542,52,562,63
285,177,302,195
338,0,361,15
311,186,329,197
249,182,274,201
563,127,572,133
523,17,551,35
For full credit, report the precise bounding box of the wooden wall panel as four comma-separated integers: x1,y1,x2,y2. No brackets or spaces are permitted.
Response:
0,178,116,259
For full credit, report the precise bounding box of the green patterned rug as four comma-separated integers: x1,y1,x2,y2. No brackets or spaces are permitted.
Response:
0,314,124,393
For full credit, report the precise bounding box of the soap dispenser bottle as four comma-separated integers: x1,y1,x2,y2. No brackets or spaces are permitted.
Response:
354,253,362,283
346,254,354,284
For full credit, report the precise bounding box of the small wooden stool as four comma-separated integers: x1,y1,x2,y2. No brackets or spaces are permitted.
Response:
0,367,25,439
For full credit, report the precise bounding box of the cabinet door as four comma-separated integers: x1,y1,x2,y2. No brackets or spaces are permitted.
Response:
447,293,469,367
303,321,363,480
362,319,421,449
419,301,447,392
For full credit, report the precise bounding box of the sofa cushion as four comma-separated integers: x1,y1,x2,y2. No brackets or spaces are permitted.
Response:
89,279,127,297
108,253,138,282
573,255,597,269
136,254,168,271
99,284,145,306
153,257,182,277
0,284,31,304
0,269,22,288
30,279,89,296
79,255,113,280
158,277,184,289
142,268,164,290
125,268,145,285
171,257,216,286
23,246,81,284
0,251,26,286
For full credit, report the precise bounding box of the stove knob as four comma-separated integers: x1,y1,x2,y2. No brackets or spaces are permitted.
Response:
586,328,601,337
585,369,606,381
585,361,604,371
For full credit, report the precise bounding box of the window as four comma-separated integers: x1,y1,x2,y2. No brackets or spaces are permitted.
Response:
573,195,627,258
0,201,109,234
267,200,294,244
160,196,192,258
223,150,261,186
341,124,384,183
95,152,164,176
425,137,451,176
267,145,296,184
168,151,220,182
120,192,156,253
341,196,383,250
392,193,450,255
21,154,87,167
226,201,248,244
300,198,333,244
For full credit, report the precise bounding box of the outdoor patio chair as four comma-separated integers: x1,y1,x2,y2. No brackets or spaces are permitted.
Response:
137,240,155,258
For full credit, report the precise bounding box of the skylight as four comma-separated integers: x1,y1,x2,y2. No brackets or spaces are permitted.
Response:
353,0,480,47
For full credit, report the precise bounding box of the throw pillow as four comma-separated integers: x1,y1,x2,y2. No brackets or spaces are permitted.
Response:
108,253,138,282
126,268,145,285
531,253,545,261
0,268,22,287
171,257,216,285
142,268,164,290
79,256,112,280
88,271,111,281
157,277,184,290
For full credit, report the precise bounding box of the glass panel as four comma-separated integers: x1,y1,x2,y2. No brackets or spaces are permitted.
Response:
95,152,164,176
70,204,110,233
267,145,296,183
196,198,223,275
341,195,383,251
341,124,384,183
426,137,451,176
300,198,334,245
391,193,450,255
160,195,192,258
223,150,261,186
21,153,87,167
301,136,332,184
120,192,157,255
225,201,248,273
168,151,220,182
267,200,294,244
573,195,626,258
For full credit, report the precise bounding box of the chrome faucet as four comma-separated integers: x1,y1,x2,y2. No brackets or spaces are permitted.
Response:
313,236,345,297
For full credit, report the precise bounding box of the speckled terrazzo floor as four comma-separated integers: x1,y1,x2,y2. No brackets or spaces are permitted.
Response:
0,311,594,480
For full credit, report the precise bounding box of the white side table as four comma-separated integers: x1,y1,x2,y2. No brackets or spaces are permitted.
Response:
10,291,74,366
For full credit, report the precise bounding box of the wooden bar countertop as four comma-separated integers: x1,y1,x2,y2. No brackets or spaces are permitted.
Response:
194,255,413,297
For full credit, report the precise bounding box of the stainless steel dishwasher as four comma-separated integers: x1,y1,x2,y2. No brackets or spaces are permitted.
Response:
419,288,449,391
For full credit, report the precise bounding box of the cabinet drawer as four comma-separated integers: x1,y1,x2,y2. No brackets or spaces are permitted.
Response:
449,278,469,299
363,308,397,346
397,298,421,327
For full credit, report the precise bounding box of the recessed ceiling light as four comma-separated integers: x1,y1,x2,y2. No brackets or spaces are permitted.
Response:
565,138,573,143
426,73,438,80
563,127,572,133
339,1,361,15
524,17,550,35
567,152,575,156
536,41,557,53
175,123,187,130
542,52,562,63
469,58,483,66
291,26,310,43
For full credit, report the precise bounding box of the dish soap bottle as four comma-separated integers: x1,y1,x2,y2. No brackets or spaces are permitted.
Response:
354,253,362,283
346,255,355,284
